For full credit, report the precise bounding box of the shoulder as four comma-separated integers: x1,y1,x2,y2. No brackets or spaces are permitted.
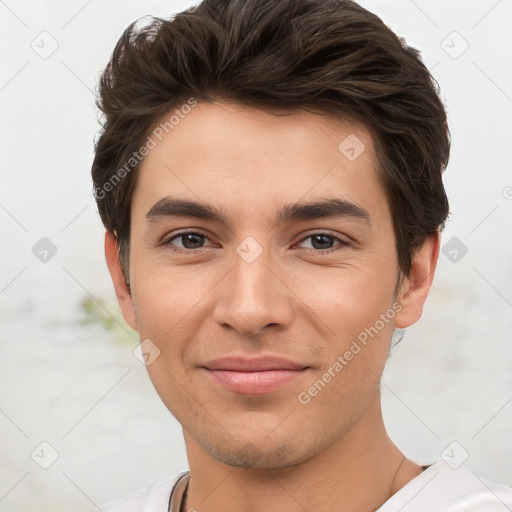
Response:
87,471,188,512
378,460,512,511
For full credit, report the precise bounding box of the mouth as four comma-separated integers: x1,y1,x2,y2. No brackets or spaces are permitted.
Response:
201,355,310,394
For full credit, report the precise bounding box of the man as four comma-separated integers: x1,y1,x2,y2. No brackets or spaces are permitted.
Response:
90,0,512,510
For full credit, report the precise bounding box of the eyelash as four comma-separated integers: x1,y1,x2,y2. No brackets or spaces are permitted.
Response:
163,230,350,255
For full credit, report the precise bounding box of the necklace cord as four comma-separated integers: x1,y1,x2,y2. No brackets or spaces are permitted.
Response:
179,476,190,512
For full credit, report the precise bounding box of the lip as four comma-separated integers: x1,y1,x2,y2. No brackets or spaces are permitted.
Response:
201,356,310,394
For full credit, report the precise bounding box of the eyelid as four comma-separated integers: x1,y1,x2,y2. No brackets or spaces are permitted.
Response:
165,228,210,239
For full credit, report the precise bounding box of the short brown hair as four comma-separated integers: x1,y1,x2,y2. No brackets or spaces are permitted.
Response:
91,0,450,279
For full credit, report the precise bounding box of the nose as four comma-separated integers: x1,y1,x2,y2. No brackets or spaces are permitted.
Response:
212,242,294,337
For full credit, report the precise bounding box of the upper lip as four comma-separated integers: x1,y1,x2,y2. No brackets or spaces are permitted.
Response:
202,356,309,372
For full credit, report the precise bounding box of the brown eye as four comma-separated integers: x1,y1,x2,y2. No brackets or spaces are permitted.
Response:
298,232,349,253
165,232,212,251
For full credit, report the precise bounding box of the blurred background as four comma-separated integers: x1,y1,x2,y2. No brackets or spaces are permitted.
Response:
1,0,511,510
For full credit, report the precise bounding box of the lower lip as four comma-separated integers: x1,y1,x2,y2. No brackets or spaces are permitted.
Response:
204,368,308,394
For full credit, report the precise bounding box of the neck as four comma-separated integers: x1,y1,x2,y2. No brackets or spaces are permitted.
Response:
178,393,422,512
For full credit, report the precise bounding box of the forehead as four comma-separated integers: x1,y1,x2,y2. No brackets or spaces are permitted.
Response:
133,101,386,224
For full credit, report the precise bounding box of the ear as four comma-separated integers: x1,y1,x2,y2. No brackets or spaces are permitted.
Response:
394,232,440,329
104,231,137,331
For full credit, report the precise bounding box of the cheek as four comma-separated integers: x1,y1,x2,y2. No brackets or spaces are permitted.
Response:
131,260,204,328
294,264,398,392
297,261,397,330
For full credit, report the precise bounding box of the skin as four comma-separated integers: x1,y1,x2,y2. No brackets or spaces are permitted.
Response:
105,100,440,512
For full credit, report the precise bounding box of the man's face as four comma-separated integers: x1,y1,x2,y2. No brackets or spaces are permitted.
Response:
125,101,403,468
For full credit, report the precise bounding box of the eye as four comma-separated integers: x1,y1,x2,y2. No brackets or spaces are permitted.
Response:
162,230,350,254
164,231,214,251
297,232,350,253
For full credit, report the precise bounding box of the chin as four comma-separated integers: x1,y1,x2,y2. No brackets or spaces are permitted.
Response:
200,434,310,470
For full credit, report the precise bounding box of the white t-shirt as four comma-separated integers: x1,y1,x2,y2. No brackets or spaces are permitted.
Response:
91,461,512,512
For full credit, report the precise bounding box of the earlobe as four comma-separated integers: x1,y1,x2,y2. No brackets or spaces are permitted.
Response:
394,232,440,329
104,231,137,331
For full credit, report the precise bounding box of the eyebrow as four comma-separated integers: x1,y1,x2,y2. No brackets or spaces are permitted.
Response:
146,197,370,226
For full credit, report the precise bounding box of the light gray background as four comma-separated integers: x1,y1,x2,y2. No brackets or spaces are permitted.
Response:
1,1,511,510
